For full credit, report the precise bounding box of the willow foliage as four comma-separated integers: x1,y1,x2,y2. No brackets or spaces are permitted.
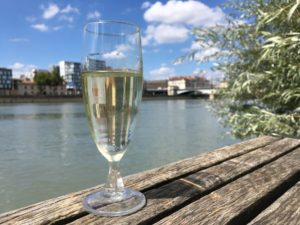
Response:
187,0,300,138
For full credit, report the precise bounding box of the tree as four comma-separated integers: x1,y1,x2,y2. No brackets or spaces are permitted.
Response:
33,71,51,94
50,66,63,86
33,67,64,95
185,0,300,138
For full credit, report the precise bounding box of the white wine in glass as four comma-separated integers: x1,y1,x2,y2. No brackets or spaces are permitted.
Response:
82,20,145,216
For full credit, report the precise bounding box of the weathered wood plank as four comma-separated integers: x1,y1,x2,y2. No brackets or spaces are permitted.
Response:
0,136,279,225
155,147,300,225
248,181,300,225
69,138,300,225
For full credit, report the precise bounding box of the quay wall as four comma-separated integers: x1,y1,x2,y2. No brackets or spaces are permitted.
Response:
0,96,83,103
0,94,210,104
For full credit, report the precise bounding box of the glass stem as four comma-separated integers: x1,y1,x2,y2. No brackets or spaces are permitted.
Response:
106,161,124,194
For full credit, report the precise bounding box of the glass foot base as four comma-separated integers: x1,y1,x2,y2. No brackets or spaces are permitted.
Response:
83,188,146,216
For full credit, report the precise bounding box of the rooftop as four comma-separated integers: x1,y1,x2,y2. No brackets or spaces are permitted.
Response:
168,76,208,81
0,67,12,71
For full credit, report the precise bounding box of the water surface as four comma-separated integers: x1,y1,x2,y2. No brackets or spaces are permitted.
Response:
0,99,239,213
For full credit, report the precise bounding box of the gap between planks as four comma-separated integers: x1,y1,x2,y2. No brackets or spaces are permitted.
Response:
154,148,300,225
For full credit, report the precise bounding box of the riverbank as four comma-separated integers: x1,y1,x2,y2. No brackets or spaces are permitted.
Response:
0,95,209,103
0,96,82,103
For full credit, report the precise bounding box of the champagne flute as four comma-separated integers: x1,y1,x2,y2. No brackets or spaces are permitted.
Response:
82,20,145,216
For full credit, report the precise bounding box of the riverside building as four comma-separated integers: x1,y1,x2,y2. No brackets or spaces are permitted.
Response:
59,61,81,95
0,68,13,95
167,76,211,96
84,58,106,71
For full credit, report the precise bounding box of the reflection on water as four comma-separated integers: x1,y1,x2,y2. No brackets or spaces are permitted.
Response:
0,100,239,213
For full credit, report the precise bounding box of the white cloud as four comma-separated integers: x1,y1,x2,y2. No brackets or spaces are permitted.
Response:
116,44,133,52
143,24,189,45
187,41,220,61
204,70,224,81
190,41,203,50
101,44,133,59
149,65,175,79
61,4,79,14
142,0,226,45
192,68,204,75
194,47,219,61
42,3,60,19
9,62,37,77
141,1,151,9
102,51,126,59
53,26,64,31
190,40,215,50
144,0,225,27
87,10,101,20
11,63,26,70
9,38,30,43
31,23,48,32
59,15,74,23
141,35,151,46
26,16,36,22
26,4,79,32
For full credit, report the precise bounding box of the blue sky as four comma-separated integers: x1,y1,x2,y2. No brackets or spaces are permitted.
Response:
0,0,225,80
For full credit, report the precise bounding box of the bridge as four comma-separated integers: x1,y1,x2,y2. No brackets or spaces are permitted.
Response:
143,88,216,99
176,88,215,95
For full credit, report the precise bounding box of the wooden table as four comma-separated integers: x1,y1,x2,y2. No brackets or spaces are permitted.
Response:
1,136,300,225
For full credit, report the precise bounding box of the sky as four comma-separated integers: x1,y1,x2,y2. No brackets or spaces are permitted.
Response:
0,0,226,80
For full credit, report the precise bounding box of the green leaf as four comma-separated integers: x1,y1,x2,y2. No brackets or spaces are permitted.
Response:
288,2,299,21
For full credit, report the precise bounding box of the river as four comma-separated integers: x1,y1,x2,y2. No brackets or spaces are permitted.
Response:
0,99,239,213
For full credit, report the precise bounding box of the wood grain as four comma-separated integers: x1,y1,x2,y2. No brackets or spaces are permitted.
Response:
0,136,278,225
155,147,300,225
69,138,300,224
248,181,300,225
